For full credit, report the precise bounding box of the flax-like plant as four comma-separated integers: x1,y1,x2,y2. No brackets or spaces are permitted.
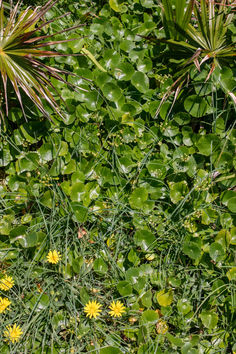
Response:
0,0,82,122
155,0,236,115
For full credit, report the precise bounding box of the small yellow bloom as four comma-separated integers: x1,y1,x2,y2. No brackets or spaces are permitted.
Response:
84,300,102,319
0,297,11,313
0,276,14,291
109,301,126,318
156,319,168,334
4,324,23,343
46,250,61,264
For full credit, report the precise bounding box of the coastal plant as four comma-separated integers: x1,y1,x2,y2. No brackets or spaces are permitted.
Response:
0,0,82,123
155,0,236,113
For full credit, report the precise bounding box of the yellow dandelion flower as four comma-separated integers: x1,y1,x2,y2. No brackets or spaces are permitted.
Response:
156,319,168,334
0,276,14,291
109,301,126,318
46,250,61,264
4,324,23,343
0,297,11,313
84,300,102,319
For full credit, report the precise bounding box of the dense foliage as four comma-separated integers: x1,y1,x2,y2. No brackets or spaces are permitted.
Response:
0,0,235,353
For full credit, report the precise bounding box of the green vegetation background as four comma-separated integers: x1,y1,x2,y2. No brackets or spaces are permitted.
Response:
0,0,235,352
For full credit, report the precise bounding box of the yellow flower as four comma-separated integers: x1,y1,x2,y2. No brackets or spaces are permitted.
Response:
156,319,168,334
4,324,23,343
109,301,126,318
0,297,11,313
84,300,102,319
46,250,61,264
0,276,14,291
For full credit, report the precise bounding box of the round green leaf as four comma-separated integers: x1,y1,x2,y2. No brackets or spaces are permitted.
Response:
137,58,152,73
70,183,85,202
184,95,209,117
141,290,152,308
71,202,88,223
141,310,159,325
114,63,135,81
228,197,236,213
102,83,122,101
129,187,148,209
196,134,220,156
183,241,201,260
131,72,149,93
134,229,155,251
156,289,173,307
93,257,108,275
209,242,225,262
200,310,218,329
40,191,53,209
117,281,133,296
177,299,192,315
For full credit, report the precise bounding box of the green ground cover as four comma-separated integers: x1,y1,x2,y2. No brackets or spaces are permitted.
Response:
0,0,235,352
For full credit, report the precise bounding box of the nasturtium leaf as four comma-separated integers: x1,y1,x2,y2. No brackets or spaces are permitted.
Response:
134,229,155,251
200,310,218,329
16,153,39,173
114,63,135,81
117,281,133,296
71,202,88,223
209,242,225,262
141,310,159,325
102,82,122,101
93,257,108,275
177,299,192,315
163,124,179,137
24,232,37,248
183,241,201,260
131,72,149,93
184,95,209,117
169,181,188,204
137,58,152,73
194,82,212,96
9,225,27,238
103,50,121,70
227,197,236,213
141,290,152,308
147,160,166,179
118,156,135,174
156,290,173,307
129,187,148,209
62,160,76,175
84,91,103,111
174,112,191,125
39,143,56,161
96,72,113,88
70,183,85,202
196,134,220,156
40,191,53,209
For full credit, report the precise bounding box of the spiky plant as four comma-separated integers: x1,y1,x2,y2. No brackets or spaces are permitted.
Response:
0,0,82,122
155,0,236,115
